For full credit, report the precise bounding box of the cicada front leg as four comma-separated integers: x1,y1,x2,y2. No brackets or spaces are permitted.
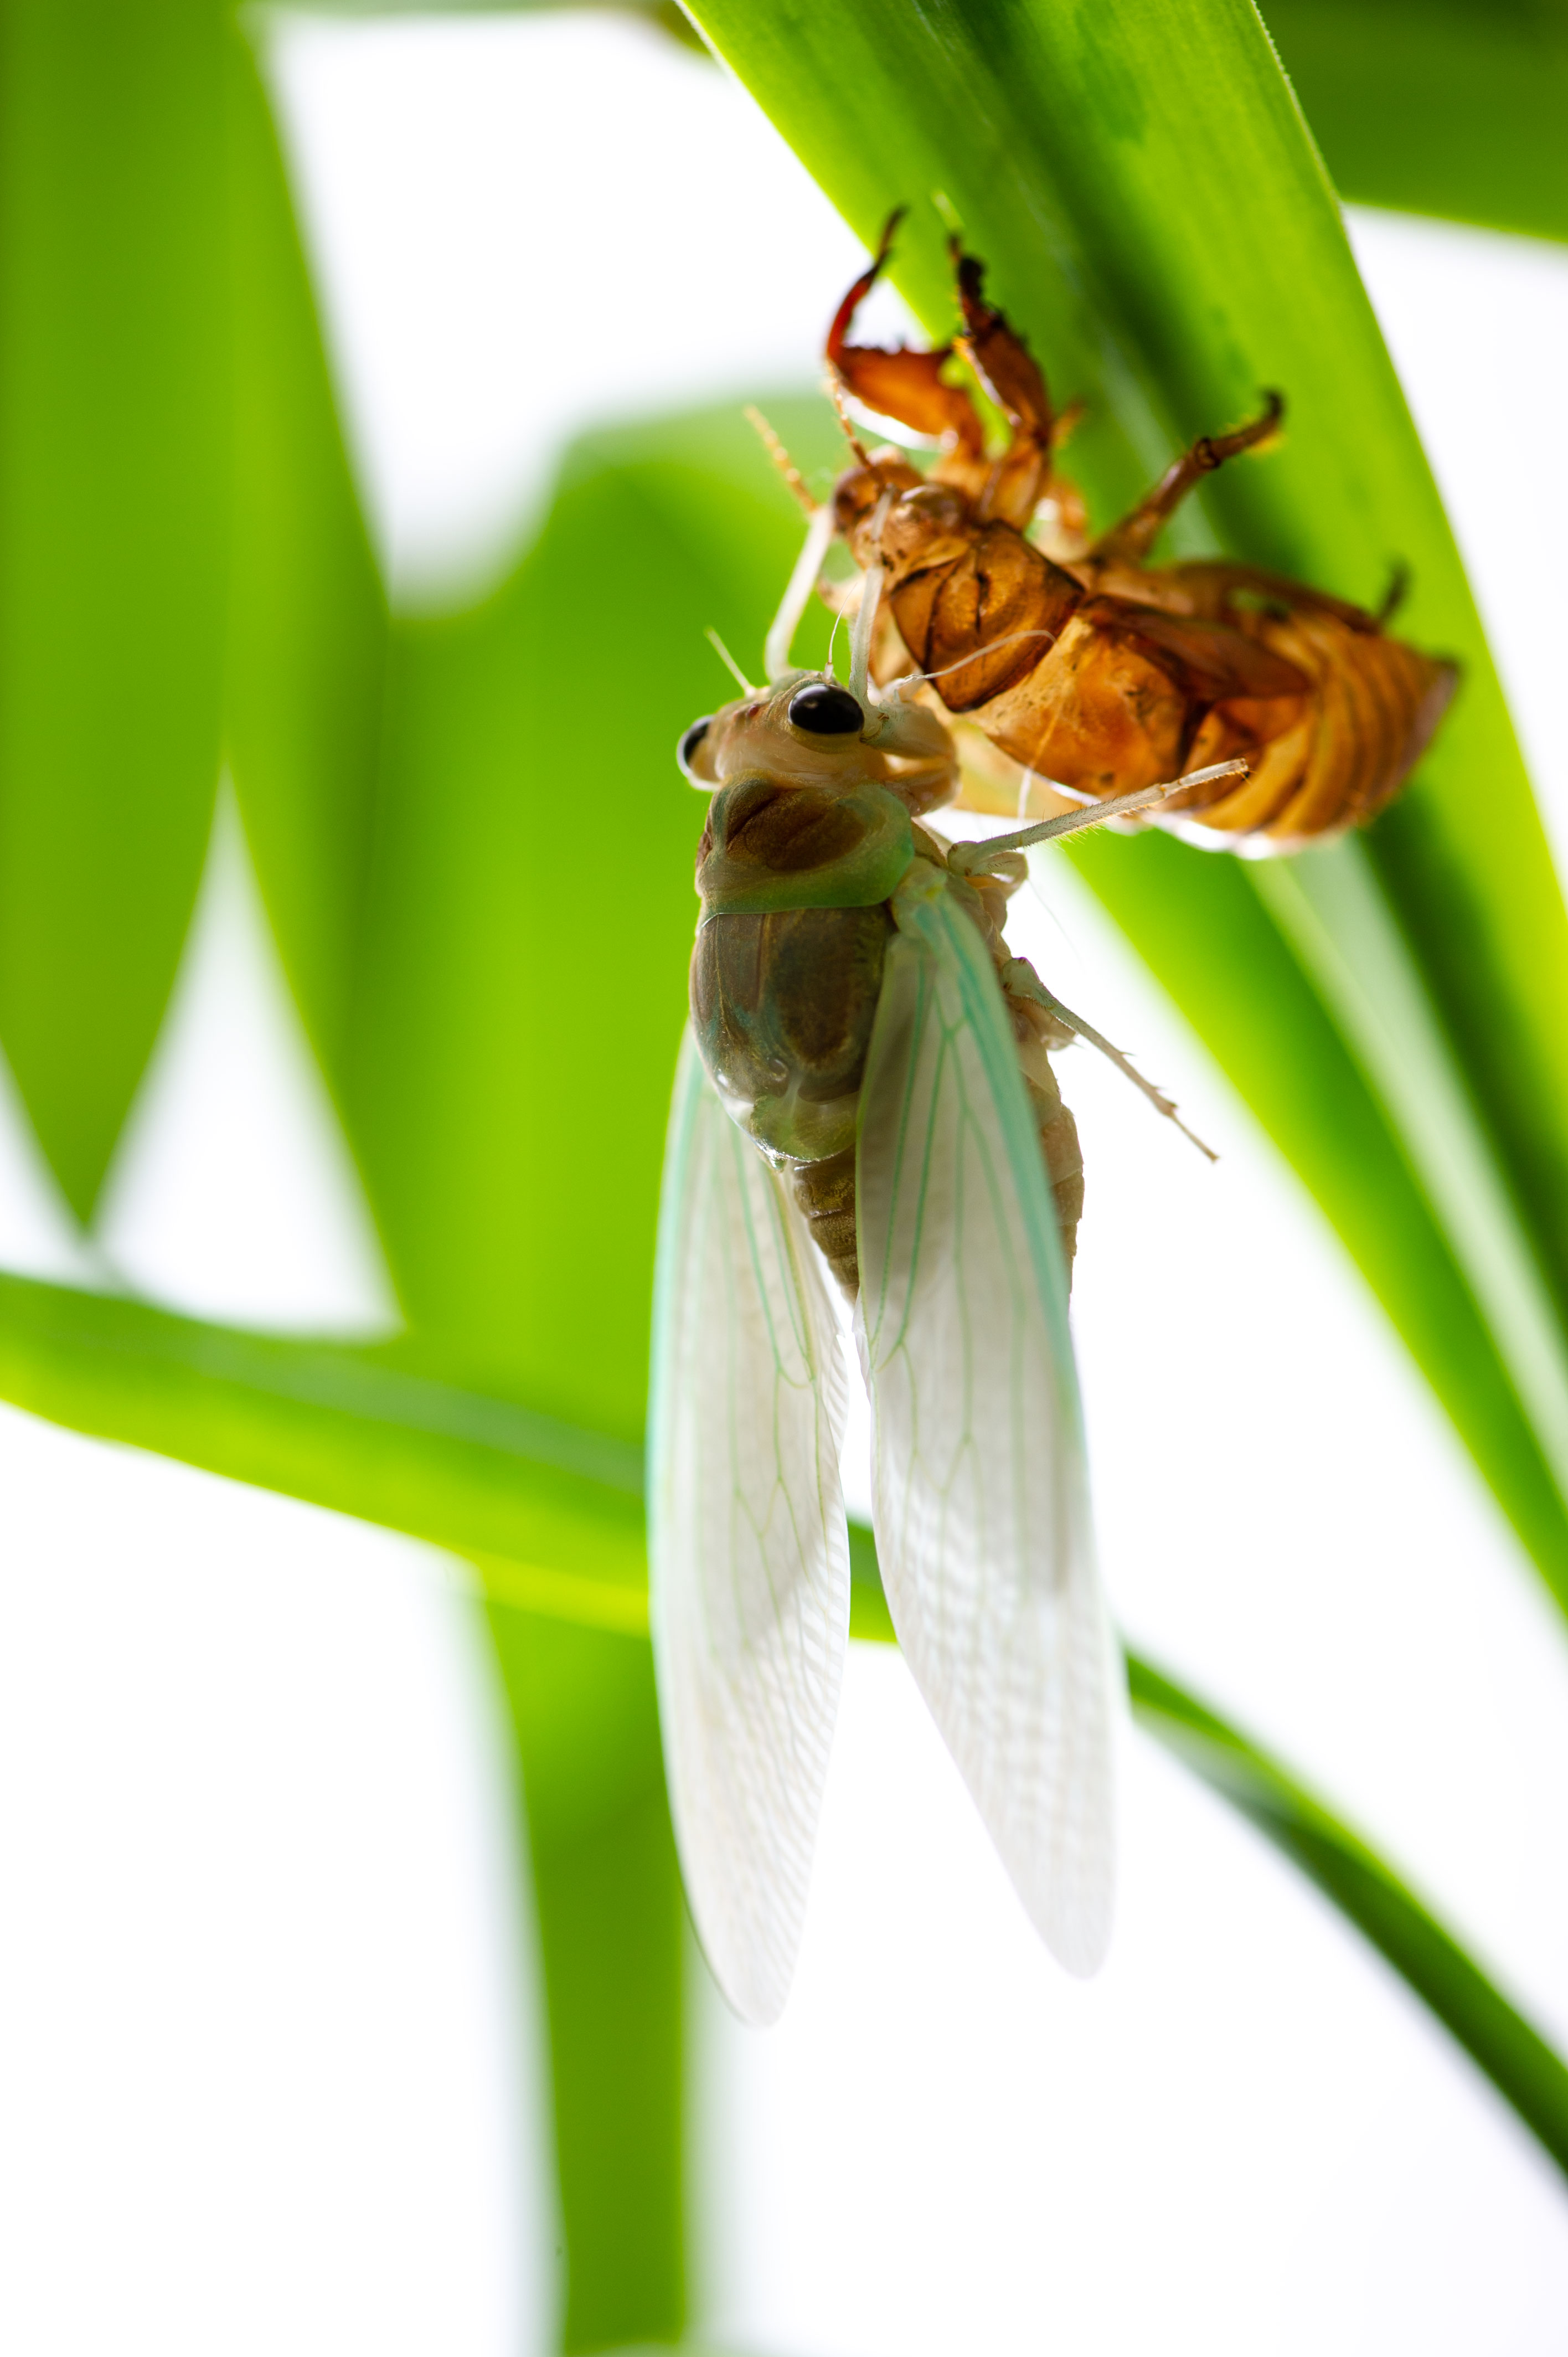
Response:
1087,391,1285,570
827,217,1082,538
826,208,991,475
950,244,1072,535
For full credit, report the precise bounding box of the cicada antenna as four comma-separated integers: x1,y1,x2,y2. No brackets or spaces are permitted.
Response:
704,628,758,697
744,405,818,519
824,371,874,470
882,625,1066,703
743,407,844,682
764,501,837,682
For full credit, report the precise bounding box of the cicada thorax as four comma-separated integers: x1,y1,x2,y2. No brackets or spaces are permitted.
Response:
826,231,1457,853
684,677,1084,1296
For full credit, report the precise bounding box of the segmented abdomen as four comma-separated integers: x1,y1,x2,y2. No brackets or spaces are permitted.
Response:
790,1061,1082,1300
956,564,1456,850
1174,601,1455,845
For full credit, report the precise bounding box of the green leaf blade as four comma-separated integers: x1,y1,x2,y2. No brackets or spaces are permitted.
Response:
225,27,390,1106
0,0,231,1216
1127,1649,1568,2176
1260,0,1568,246
687,0,1568,1624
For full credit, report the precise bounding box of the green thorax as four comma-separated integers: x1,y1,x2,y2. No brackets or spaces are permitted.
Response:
696,776,914,918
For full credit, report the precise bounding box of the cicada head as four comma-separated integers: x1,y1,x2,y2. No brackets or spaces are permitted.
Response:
675,667,948,799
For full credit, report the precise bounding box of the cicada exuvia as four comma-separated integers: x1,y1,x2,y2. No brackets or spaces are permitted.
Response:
825,215,1457,851
648,510,1239,2023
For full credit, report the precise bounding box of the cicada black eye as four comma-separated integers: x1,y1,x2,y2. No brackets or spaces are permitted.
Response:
677,717,713,779
787,680,864,736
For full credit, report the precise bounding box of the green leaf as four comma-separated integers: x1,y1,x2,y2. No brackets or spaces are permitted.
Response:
1,1258,1557,2176
286,0,1568,255
0,0,230,1217
224,25,390,1108
1127,1649,1568,2176
1261,0,1568,245
0,1269,648,1583
682,0,1568,1624
489,1611,685,2353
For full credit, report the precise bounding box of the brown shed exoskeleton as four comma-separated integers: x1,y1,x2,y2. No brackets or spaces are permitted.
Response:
825,216,1457,852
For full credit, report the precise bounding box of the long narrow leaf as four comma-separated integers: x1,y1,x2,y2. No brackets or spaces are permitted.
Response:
1261,0,1568,245
488,1609,685,2354
683,0,1568,1627
293,0,1568,257
0,0,229,1215
1127,1650,1568,2176
225,25,390,1109
2,1257,1555,2175
0,1271,647,1586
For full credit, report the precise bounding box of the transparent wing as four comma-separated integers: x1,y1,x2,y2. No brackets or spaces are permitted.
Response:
854,878,1117,1973
648,1027,850,2024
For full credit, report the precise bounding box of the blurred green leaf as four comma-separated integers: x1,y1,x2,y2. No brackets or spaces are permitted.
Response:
0,1269,648,1582
685,0,1568,1623
0,0,230,1216
225,27,390,1108
1261,0,1568,245
491,1612,685,2353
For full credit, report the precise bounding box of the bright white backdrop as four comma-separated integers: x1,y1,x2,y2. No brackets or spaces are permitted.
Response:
2,12,1567,2351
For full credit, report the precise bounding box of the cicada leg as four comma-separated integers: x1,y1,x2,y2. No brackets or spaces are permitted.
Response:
827,210,989,464
1003,956,1218,1163
1091,392,1285,565
950,246,1067,533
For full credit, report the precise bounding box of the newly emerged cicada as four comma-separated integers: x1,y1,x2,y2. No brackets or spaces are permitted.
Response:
825,216,1457,851
648,512,1241,2021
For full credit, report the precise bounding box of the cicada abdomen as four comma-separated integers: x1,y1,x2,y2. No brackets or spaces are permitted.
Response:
827,219,1457,853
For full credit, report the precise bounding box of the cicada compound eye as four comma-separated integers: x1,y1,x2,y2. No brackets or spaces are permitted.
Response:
787,680,864,736
677,716,713,781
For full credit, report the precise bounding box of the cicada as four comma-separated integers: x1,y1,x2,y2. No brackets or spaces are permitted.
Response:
648,523,1241,2021
825,217,1457,852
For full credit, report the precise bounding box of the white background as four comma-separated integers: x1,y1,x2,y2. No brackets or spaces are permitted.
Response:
2,11,1567,2351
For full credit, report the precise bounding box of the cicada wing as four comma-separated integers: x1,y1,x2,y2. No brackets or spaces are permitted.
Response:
854,883,1117,1974
648,1027,850,2025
